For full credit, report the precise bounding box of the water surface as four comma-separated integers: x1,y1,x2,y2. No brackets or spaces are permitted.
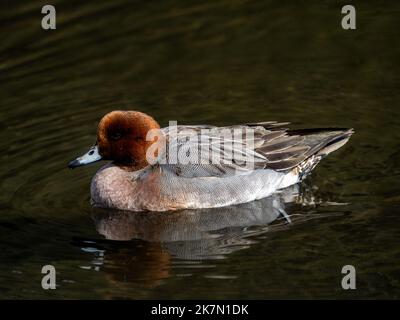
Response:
1,0,400,299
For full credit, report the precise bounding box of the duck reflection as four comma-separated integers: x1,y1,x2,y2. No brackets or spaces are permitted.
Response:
84,184,322,288
92,185,304,259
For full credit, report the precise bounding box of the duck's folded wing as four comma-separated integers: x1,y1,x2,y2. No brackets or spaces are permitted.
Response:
155,124,315,178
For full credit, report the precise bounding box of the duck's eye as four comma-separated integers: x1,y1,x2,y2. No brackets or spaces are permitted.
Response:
110,132,122,140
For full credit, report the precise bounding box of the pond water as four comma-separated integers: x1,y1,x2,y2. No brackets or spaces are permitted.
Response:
1,0,400,299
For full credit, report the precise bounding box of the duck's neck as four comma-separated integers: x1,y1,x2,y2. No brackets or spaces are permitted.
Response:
114,160,149,172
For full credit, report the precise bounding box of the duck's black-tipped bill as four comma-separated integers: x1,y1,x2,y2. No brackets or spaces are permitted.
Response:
68,145,102,169
68,159,85,169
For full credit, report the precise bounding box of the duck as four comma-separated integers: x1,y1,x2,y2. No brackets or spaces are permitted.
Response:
68,110,353,212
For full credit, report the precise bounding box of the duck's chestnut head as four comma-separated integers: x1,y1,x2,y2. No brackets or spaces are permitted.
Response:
68,110,162,169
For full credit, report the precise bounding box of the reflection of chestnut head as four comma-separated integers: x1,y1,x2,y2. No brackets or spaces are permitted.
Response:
101,243,171,290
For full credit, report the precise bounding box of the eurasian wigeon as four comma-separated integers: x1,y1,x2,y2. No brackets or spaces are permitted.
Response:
68,110,353,212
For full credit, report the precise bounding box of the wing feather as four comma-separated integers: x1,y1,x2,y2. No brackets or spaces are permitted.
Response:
156,124,352,177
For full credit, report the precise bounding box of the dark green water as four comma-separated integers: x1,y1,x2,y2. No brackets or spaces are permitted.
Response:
1,0,400,299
